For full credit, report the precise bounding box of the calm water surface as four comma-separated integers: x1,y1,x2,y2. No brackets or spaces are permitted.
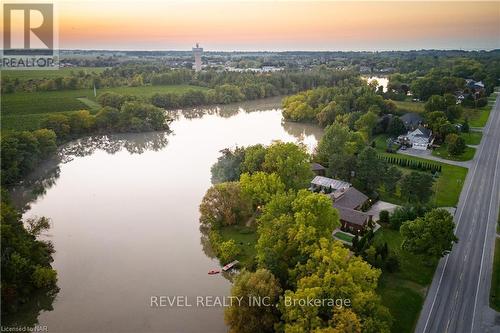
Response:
12,97,322,333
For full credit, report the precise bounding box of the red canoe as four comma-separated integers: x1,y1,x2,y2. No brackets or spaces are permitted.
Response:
208,269,220,275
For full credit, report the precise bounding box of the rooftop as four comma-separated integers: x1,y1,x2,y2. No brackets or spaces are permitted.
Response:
333,187,369,210
311,176,351,190
336,206,370,226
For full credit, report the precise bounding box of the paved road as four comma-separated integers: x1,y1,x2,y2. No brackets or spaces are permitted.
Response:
415,93,500,333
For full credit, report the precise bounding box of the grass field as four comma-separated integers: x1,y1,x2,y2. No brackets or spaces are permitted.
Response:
375,228,434,333
391,100,425,114
1,67,106,81
1,84,208,131
379,152,467,207
490,238,500,311
219,225,257,269
461,131,483,145
431,145,476,161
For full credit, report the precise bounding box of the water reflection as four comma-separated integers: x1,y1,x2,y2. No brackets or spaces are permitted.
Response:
170,96,282,120
2,288,59,328
11,131,171,211
10,98,322,333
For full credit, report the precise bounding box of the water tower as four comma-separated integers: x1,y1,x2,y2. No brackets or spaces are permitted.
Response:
192,43,203,72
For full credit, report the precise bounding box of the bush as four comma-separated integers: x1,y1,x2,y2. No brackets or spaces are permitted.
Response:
379,210,390,224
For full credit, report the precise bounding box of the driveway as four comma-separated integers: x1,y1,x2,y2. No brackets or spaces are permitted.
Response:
398,147,472,168
367,201,399,222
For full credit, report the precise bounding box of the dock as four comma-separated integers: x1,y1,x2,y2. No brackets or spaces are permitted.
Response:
222,260,239,271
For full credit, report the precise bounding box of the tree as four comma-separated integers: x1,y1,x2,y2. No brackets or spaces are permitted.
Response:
382,165,402,195
218,240,240,263
387,116,407,137
315,123,364,180
445,105,463,122
69,110,95,134
281,239,391,333
263,142,313,190
425,95,446,112
355,147,386,194
354,110,379,142
97,92,126,109
240,172,285,208
1,193,58,314
256,190,340,286
445,133,466,156
399,171,434,203
199,182,252,228
32,129,57,158
240,144,266,174
41,114,71,140
225,269,282,333
400,209,458,259
210,147,246,183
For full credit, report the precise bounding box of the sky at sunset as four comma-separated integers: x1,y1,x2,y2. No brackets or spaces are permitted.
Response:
3,0,500,51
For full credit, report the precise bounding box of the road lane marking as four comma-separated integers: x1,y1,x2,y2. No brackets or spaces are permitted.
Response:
421,95,499,333
471,117,500,333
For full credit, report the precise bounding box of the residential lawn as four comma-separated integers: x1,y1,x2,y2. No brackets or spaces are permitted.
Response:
431,145,476,161
1,67,106,81
219,225,257,269
1,84,208,131
461,131,483,145
373,134,401,153
490,238,500,311
333,231,354,242
374,228,435,333
391,100,425,114
462,106,491,128
379,152,468,207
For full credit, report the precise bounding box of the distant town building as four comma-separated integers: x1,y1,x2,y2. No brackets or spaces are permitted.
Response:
192,43,203,72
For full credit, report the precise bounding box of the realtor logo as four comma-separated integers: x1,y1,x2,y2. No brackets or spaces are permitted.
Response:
2,2,58,69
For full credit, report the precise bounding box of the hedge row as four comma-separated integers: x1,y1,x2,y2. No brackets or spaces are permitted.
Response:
379,155,442,173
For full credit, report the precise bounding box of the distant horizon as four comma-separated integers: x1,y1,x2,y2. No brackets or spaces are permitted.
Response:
3,1,499,52
59,47,500,53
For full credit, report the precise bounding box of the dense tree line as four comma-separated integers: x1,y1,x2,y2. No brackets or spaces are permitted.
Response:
1,103,169,185
1,191,58,315
282,80,394,128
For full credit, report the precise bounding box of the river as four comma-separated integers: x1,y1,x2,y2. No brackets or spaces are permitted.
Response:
10,97,322,333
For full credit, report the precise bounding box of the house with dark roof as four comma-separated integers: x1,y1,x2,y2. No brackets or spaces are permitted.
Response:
333,187,372,233
400,112,423,130
310,163,326,176
335,207,372,233
309,176,372,233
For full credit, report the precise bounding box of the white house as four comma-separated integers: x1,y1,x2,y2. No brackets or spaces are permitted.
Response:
398,126,432,150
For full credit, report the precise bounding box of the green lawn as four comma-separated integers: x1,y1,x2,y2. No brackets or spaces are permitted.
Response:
431,145,476,161
490,238,500,311
391,100,425,114
379,152,468,207
333,231,354,242
462,106,491,128
219,225,258,269
1,67,107,81
461,131,483,145
374,228,435,333
1,84,208,131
